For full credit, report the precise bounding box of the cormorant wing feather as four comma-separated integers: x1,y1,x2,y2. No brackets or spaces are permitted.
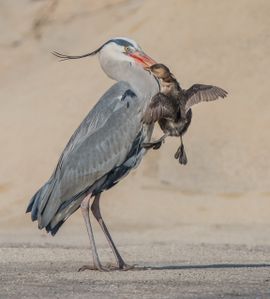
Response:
143,93,175,124
184,84,228,112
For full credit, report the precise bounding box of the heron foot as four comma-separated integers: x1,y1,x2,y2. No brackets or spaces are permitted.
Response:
78,264,109,272
104,262,136,271
78,263,136,272
118,263,136,271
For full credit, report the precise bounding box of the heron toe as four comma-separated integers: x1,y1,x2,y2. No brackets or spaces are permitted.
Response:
78,263,136,272
119,263,136,271
78,264,109,272
104,262,136,271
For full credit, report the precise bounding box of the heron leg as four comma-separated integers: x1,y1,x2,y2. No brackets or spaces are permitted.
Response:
142,134,168,150
91,194,134,270
79,196,108,272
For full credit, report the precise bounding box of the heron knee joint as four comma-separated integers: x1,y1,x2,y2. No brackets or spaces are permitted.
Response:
80,198,90,210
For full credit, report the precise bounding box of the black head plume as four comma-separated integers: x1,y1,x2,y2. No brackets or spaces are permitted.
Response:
52,45,103,61
51,38,137,61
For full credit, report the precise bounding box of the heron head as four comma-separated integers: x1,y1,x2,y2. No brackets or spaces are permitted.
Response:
99,37,156,67
53,37,156,80
98,37,157,80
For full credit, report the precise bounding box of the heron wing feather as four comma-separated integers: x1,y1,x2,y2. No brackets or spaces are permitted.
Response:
38,82,144,228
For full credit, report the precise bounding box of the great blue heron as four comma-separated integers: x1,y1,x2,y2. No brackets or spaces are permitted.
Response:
26,37,159,271
142,63,227,164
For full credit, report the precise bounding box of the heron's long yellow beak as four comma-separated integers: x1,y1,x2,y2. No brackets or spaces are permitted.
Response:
128,51,156,67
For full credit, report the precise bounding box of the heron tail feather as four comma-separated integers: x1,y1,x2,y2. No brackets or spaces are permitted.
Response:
26,179,55,222
26,178,87,236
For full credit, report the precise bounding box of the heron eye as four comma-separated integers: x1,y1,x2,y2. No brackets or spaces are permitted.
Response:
124,46,132,53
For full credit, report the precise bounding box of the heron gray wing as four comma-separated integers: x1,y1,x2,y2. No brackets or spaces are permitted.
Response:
143,93,175,124
38,82,145,228
55,84,135,171
184,84,228,112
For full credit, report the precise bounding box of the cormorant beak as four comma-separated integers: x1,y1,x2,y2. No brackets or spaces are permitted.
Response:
128,51,156,67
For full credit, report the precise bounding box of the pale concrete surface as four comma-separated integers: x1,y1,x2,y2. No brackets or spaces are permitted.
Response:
1,225,270,299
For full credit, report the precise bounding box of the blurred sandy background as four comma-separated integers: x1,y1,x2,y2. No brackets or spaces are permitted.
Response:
0,0,270,248
1,1,270,298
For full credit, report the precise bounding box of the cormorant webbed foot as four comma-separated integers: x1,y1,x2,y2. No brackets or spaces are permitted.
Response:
142,134,168,150
178,144,188,165
142,140,163,150
174,136,188,165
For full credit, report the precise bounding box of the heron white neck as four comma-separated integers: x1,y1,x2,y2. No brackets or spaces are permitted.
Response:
99,58,159,99
124,63,160,98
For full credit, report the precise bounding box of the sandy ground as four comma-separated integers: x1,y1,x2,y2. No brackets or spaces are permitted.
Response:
2,225,270,298
1,0,270,298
